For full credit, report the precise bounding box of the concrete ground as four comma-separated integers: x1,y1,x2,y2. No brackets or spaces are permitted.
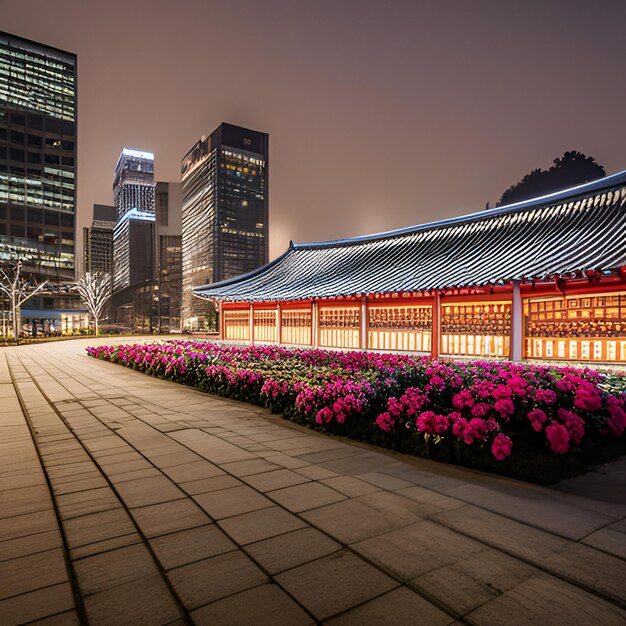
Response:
0,337,625,625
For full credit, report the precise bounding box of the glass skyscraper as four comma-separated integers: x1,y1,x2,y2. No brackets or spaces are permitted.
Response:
111,148,156,329
83,204,116,274
113,148,155,220
181,122,268,330
0,33,77,285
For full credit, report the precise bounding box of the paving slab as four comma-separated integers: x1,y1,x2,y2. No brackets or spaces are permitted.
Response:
269,481,347,512
191,582,314,625
168,551,268,610
130,498,211,538
411,548,537,616
73,542,158,595
465,573,626,625
193,484,273,519
275,550,399,621
150,524,236,570
245,526,341,575
0,582,75,624
326,586,453,625
218,505,307,545
83,573,182,625
0,529,62,562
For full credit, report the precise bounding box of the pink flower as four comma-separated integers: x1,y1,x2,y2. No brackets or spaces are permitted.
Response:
387,397,404,417
494,398,515,418
607,396,625,437
557,408,585,444
375,412,395,432
491,433,512,461
468,418,488,440
416,411,435,434
315,407,333,424
527,408,547,432
452,416,468,439
535,388,557,405
492,385,513,399
432,414,449,434
429,375,445,390
546,423,570,454
573,386,602,412
471,403,491,417
452,389,474,409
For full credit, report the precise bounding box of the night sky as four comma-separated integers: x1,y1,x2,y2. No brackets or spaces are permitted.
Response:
2,0,625,263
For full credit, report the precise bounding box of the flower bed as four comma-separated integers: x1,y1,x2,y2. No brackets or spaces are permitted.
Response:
87,341,626,484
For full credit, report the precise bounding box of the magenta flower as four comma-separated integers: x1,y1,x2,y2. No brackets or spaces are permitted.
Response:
375,412,395,432
494,398,515,418
607,397,625,437
535,388,557,405
471,403,491,417
491,433,512,460
546,423,570,454
527,408,547,432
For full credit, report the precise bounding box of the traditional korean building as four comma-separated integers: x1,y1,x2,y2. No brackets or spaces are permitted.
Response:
194,171,626,365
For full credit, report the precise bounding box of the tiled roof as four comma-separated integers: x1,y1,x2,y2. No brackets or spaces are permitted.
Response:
195,171,626,302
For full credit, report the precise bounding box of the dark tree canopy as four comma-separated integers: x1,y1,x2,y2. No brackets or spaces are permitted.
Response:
497,151,606,206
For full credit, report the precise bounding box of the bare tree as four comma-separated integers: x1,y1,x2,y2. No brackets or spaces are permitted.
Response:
74,271,112,336
0,262,48,339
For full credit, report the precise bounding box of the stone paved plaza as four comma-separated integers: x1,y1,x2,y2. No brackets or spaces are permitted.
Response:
1,337,625,625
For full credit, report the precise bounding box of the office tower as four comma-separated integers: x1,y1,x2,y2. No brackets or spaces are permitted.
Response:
155,181,182,332
112,148,156,330
113,148,155,220
0,32,83,334
83,204,116,274
181,122,268,330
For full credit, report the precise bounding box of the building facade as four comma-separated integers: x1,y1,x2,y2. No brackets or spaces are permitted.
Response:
83,204,116,274
195,171,626,366
113,148,155,220
111,148,156,328
111,209,155,329
155,181,182,332
0,32,85,334
181,123,268,330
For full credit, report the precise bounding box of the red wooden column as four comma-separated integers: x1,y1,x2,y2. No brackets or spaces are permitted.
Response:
312,301,319,348
360,297,367,351
276,303,282,345
431,291,440,358
249,303,254,346
511,281,523,361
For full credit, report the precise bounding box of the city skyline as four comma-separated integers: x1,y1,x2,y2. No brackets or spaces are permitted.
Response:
2,0,625,265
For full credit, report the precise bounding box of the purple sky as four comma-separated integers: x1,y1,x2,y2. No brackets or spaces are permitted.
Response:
3,0,625,262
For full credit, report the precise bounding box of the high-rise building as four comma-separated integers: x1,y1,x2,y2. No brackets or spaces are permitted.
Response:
155,181,182,332
181,122,268,330
112,209,155,292
113,148,155,220
0,32,84,334
111,148,156,329
83,204,116,274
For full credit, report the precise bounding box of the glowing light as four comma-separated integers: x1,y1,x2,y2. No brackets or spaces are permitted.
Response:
122,148,154,160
